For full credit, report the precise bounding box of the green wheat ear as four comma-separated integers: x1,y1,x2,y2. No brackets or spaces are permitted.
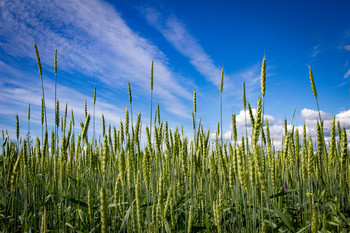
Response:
34,43,42,77
220,68,224,94
309,66,317,99
84,99,87,119
193,89,197,114
28,104,30,121
93,86,96,105
150,60,154,91
261,57,266,97
41,98,44,126
232,113,237,142
102,114,105,136
71,109,75,127
82,114,90,141
16,114,19,140
128,81,132,105
242,81,246,110
55,100,59,128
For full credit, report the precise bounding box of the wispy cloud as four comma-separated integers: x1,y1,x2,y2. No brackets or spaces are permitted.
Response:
345,45,350,51
141,7,224,88
344,69,350,79
311,44,321,57
141,7,266,104
0,0,192,119
229,63,262,99
0,60,125,138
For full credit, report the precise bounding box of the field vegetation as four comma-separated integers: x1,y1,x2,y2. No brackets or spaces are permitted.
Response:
0,45,349,232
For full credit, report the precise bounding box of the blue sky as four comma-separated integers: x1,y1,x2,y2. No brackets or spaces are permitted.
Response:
0,0,349,148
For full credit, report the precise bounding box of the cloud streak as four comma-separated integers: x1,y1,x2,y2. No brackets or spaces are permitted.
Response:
0,60,125,139
344,69,350,79
0,0,192,119
141,7,266,106
142,7,224,88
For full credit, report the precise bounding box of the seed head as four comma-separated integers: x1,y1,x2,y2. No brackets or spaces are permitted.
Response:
309,66,317,99
120,121,124,145
41,98,44,126
34,43,42,77
82,114,90,141
248,103,255,128
84,99,87,119
341,128,348,167
71,109,75,127
93,86,96,104
193,89,197,114
220,68,224,94
192,112,195,130
55,100,59,128
102,114,105,136
243,81,246,110
11,152,21,191
253,98,262,143
232,113,237,142
157,103,160,125
64,103,67,131
135,112,141,139
16,114,19,140
128,81,132,105
43,129,48,157
125,108,129,137
28,104,30,120
266,119,271,146
261,57,266,97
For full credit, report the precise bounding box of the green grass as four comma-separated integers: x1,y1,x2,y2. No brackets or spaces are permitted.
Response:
0,49,349,233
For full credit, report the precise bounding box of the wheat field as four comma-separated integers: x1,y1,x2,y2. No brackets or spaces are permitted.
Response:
0,46,349,233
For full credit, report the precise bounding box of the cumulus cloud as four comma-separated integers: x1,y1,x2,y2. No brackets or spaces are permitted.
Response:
301,108,332,121
210,108,350,150
301,108,350,131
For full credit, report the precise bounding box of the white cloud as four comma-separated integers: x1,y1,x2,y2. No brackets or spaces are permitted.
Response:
334,109,350,128
210,108,350,150
301,108,332,121
0,0,192,119
345,45,350,51
142,7,225,88
344,69,350,79
0,62,125,139
311,45,321,57
141,7,266,103
301,108,350,129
